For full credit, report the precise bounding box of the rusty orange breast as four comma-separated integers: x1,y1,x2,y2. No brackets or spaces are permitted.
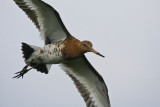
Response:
62,37,85,58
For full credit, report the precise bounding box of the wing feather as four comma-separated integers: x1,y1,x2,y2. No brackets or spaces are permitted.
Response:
13,0,71,44
61,55,110,107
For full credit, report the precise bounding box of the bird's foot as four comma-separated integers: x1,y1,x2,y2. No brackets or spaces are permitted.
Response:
13,65,32,79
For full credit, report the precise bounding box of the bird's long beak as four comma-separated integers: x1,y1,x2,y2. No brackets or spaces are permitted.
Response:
90,48,105,58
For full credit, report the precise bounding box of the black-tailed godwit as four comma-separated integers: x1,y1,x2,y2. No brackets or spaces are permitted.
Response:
13,0,111,107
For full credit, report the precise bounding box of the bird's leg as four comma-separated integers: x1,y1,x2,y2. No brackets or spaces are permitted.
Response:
13,65,32,79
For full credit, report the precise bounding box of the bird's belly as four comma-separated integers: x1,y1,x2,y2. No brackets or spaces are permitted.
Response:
29,43,66,64
35,54,64,64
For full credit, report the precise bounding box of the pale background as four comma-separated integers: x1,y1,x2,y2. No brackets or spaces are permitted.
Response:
0,0,160,107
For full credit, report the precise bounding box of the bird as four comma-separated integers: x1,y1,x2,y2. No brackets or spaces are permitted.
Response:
13,0,111,107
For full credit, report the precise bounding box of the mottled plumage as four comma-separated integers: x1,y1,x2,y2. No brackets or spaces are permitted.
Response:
13,0,111,107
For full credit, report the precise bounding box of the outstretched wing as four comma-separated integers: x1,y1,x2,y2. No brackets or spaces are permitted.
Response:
13,0,71,44
61,55,111,107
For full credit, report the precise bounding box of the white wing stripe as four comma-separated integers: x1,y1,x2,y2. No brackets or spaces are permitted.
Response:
13,0,69,44
61,56,110,107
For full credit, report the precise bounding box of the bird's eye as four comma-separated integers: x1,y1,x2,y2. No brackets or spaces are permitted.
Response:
83,43,87,47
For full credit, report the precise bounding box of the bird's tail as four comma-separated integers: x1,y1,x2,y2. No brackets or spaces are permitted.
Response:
21,42,36,60
21,42,51,74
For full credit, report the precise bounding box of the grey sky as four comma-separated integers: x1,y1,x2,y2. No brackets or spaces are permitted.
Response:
0,0,160,107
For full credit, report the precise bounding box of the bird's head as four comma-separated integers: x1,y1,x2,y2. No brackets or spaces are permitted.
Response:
81,40,105,58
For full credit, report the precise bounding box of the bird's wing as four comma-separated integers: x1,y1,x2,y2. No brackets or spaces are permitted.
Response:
13,0,71,44
61,55,111,107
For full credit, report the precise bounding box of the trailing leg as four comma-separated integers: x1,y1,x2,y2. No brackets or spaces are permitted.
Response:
13,43,51,79
13,65,32,79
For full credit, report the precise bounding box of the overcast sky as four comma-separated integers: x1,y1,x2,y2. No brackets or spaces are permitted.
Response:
0,0,160,107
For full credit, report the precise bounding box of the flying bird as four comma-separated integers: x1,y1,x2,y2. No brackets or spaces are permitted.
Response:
13,0,111,107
